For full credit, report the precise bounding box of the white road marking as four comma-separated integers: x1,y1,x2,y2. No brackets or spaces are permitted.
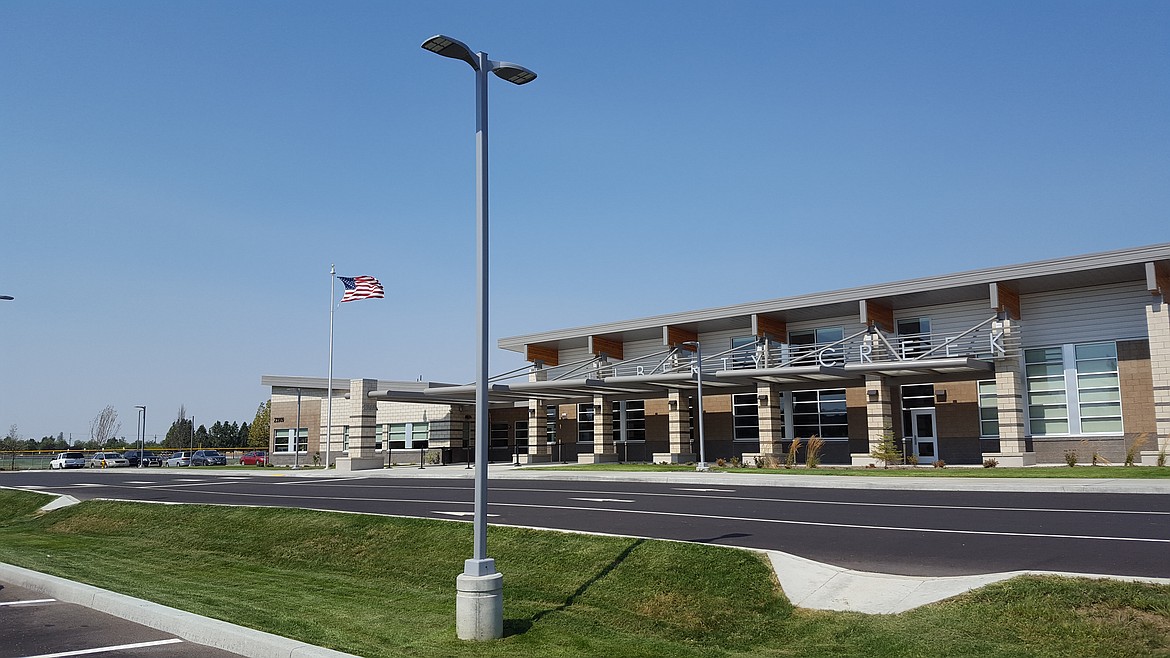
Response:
124,481,154,484
433,511,499,518
174,479,205,482
70,484,104,488
0,598,56,606
19,638,183,658
673,487,735,493
570,498,636,503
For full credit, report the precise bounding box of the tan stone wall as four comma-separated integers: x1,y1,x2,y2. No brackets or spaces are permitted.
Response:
934,379,980,440
1118,339,1156,442
271,398,322,452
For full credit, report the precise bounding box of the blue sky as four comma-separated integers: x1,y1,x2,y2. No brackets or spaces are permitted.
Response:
1,1,1167,442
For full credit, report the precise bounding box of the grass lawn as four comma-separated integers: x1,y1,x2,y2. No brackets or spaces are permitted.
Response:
1,489,1168,657
540,463,1170,478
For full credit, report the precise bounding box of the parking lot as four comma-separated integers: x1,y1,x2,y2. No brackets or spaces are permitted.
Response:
0,581,240,658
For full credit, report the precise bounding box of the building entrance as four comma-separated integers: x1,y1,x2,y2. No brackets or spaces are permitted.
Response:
910,409,938,465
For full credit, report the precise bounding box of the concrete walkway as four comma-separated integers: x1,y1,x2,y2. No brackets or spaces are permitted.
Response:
280,461,1170,494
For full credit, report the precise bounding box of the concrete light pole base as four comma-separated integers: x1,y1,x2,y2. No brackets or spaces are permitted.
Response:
455,570,503,640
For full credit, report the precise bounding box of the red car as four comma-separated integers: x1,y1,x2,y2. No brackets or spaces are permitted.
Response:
239,450,268,466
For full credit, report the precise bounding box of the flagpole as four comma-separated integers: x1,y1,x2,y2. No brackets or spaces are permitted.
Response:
326,263,336,470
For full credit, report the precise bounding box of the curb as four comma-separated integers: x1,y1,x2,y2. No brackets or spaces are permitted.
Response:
0,562,359,658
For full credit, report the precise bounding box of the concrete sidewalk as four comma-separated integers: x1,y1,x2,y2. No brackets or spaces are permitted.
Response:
278,461,1170,494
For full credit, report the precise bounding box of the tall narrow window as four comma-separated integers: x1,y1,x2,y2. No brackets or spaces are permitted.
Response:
611,401,646,442
1075,342,1122,433
515,421,529,447
1025,347,1069,435
489,423,509,448
732,393,760,441
342,425,350,452
977,381,999,437
577,403,595,443
545,405,558,443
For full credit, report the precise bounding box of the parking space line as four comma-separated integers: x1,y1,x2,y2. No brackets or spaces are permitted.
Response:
19,638,183,658
0,598,56,606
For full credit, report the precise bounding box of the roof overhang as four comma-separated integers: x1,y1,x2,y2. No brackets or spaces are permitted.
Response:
366,358,994,404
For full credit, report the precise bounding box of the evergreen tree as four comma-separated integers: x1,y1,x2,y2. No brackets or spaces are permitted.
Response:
247,401,270,448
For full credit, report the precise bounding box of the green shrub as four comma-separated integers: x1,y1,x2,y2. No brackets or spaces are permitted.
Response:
983,458,999,468
1064,450,1078,467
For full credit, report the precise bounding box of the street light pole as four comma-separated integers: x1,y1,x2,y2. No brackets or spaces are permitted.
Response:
422,34,536,642
135,405,146,468
683,341,709,472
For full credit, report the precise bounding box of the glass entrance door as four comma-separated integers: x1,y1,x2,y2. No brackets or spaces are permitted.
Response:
911,409,938,465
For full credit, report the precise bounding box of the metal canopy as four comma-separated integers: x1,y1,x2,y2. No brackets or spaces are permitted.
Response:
367,357,993,405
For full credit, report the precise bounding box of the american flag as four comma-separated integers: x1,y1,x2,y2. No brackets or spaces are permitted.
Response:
339,275,384,302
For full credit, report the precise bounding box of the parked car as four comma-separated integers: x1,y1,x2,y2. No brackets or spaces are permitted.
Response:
239,450,268,466
88,452,130,468
49,451,87,469
191,450,227,466
164,451,192,467
123,449,163,467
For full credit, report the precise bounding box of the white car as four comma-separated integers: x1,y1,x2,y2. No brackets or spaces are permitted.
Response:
88,452,130,468
50,451,87,469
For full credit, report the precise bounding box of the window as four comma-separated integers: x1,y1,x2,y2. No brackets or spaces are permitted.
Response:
490,423,510,448
375,424,386,451
1025,347,1070,435
896,318,931,358
515,421,529,447
411,423,429,449
732,393,759,441
731,336,756,369
342,425,350,452
789,327,845,364
1075,343,1122,433
577,403,595,443
388,423,407,449
977,381,998,437
900,384,935,437
792,389,849,439
1025,341,1122,435
274,428,307,453
611,401,646,442
546,405,558,443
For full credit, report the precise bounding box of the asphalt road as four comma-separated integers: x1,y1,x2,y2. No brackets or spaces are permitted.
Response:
4,469,1169,578
0,580,239,658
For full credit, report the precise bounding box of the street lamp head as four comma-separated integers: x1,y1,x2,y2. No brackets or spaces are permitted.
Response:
492,62,537,85
422,35,479,71
0,295,13,301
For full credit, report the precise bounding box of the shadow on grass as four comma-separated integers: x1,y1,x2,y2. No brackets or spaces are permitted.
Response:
687,531,753,544
504,538,645,637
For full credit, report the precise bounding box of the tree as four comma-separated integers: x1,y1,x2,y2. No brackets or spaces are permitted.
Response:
91,406,121,446
869,429,902,469
2,425,21,470
195,424,208,447
237,421,250,447
164,405,193,449
248,401,270,448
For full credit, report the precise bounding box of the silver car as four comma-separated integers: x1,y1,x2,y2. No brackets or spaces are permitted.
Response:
164,451,192,467
88,452,130,468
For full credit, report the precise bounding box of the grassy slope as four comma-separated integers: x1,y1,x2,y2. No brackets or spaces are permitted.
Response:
0,489,1167,657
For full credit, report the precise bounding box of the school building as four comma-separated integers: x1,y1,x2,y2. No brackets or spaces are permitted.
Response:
263,243,1170,468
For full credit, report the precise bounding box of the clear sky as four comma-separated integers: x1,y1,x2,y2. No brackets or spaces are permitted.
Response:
1,1,1167,443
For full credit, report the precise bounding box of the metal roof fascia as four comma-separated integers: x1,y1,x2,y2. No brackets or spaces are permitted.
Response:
498,242,1170,352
